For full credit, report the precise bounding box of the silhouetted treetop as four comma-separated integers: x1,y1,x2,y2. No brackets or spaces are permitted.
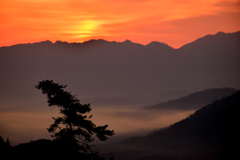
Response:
36,80,114,159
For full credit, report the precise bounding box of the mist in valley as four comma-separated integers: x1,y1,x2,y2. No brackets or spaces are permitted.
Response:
0,104,194,145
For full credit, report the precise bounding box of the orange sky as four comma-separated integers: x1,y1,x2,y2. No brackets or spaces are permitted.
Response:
0,0,239,48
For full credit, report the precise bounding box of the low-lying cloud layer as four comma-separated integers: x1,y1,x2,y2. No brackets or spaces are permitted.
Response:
0,107,194,145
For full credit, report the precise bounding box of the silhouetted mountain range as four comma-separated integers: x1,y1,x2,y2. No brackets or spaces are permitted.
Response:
0,31,239,112
143,88,237,110
106,91,240,160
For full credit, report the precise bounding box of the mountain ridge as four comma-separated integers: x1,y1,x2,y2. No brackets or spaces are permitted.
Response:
179,31,240,51
142,88,237,110
1,31,239,49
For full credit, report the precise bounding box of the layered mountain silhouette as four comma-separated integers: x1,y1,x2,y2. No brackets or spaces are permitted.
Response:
143,88,237,110
106,91,240,160
0,31,239,112
0,31,239,159
2,90,239,159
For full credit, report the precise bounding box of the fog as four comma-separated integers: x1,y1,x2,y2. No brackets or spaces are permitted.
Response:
0,106,194,145
0,111,54,145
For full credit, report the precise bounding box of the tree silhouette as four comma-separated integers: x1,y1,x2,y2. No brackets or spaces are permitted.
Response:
36,80,114,159
0,136,11,155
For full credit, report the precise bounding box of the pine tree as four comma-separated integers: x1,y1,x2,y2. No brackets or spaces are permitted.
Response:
36,80,114,159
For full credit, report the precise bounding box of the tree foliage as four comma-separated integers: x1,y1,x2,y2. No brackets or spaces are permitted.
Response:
36,80,114,159
0,136,11,152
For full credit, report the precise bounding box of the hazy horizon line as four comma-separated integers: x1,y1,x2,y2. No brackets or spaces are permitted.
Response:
1,30,239,49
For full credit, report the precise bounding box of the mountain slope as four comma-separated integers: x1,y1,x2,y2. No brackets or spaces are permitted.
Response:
179,31,240,52
143,88,237,110
119,91,240,160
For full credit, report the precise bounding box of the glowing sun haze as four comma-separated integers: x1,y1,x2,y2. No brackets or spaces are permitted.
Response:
0,0,239,48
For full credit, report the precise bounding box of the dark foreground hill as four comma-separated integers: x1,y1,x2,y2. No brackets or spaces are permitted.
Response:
0,138,111,159
105,91,240,160
143,88,237,110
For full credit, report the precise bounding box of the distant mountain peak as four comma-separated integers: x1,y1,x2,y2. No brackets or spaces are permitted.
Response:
179,30,240,50
121,39,134,45
86,39,107,43
123,39,132,43
54,40,69,45
146,41,173,49
31,40,53,45
215,31,225,35
42,40,53,44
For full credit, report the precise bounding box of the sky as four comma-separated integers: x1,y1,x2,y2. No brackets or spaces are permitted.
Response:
0,0,240,48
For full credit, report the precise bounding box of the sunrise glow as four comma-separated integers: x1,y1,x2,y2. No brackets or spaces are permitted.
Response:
0,0,239,48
